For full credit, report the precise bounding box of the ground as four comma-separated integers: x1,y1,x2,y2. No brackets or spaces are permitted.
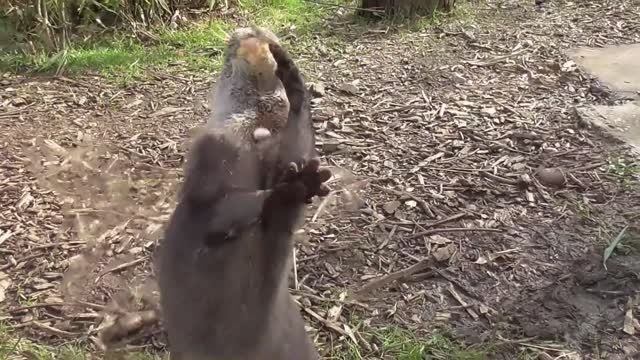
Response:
1,0,639,359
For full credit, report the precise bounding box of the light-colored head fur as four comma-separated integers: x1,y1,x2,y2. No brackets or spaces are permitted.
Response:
223,26,281,80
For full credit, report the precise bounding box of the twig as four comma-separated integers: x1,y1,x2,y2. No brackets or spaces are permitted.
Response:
292,290,370,309
8,302,67,314
302,307,348,336
603,225,628,270
311,190,335,223
95,256,149,283
405,227,502,240
353,259,432,297
480,171,519,185
32,321,79,337
292,248,299,290
0,253,45,271
571,162,605,172
423,213,467,228
447,284,478,320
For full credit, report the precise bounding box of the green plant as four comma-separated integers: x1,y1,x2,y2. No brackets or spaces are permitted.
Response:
606,157,640,188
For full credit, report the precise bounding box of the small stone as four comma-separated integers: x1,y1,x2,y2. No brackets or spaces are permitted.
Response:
536,167,566,187
338,83,358,95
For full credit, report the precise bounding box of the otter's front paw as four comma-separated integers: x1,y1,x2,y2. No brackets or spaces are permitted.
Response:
277,158,331,204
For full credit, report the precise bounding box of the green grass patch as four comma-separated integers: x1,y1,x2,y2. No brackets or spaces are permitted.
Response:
0,322,163,360
0,19,229,81
606,156,640,189
341,0,472,34
329,326,494,359
0,323,492,360
0,320,496,360
0,0,471,82
0,0,337,81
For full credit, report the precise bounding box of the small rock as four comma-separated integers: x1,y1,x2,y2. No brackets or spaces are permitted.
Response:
308,82,326,98
338,83,358,95
536,167,566,187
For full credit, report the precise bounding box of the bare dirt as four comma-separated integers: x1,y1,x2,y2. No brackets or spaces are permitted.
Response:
1,0,639,359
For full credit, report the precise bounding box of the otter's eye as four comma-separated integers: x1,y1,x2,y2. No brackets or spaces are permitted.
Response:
204,229,238,247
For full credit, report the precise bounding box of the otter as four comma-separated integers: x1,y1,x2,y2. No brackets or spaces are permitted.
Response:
157,38,326,360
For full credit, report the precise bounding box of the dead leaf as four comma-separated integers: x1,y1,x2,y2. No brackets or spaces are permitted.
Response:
383,200,401,214
623,308,635,335
432,244,455,262
327,304,343,322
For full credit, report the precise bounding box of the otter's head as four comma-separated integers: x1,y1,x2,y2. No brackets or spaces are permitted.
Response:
224,26,280,78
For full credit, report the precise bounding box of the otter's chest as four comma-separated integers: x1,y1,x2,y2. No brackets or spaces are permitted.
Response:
224,83,289,139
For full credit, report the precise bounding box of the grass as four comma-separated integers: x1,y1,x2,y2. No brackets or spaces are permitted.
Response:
0,0,337,82
0,322,162,360
0,321,496,360
0,0,468,83
329,326,495,360
606,156,640,189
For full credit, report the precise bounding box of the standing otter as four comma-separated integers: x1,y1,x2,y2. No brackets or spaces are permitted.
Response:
157,40,327,360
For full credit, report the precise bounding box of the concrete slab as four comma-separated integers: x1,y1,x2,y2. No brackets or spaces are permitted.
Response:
568,43,640,96
568,44,640,152
580,101,640,153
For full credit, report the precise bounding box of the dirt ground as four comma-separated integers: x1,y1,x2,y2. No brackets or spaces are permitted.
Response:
1,0,639,358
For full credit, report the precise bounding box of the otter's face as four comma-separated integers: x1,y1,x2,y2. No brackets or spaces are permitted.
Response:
225,26,280,77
